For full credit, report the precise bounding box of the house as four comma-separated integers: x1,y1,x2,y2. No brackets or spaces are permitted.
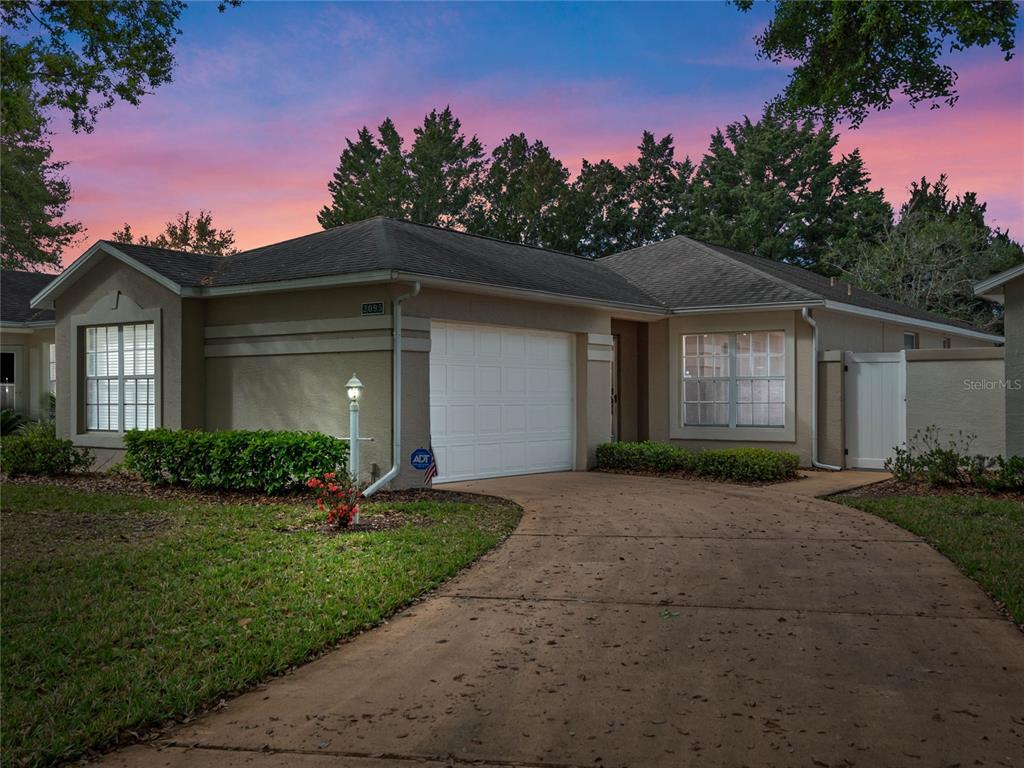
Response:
975,263,1024,457
1,271,57,419
28,217,1004,485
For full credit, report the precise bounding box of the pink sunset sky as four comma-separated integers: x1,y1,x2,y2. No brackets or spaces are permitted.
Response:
49,2,1024,257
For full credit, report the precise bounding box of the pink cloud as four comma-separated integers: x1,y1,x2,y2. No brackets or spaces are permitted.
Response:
51,34,1022,262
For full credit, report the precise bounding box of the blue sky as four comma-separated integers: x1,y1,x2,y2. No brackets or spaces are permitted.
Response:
50,1,1023,253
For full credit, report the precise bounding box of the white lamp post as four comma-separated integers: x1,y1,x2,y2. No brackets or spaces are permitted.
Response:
346,374,363,481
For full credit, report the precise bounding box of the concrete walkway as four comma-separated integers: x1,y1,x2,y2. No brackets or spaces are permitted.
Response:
770,468,891,497
103,472,1023,768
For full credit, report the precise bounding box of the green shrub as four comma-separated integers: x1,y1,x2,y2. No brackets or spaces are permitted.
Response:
596,441,799,483
595,441,692,472
0,422,93,476
124,428,349,494
691,447,801,483
990,455,1024,492
1,408,25,436
885,426,1021,492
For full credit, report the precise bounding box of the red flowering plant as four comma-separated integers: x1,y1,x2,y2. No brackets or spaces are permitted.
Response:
306,471,362,528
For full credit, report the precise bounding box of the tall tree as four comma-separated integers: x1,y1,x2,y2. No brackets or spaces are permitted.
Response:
466,133,570,248
112,210,237,255
562,159,635,258
680,109,893,268
318,119,409,229
0,0,238,269
826,175,1023,331
0,43,81,270
624,131,692,248
406,107,486,227
734,0,1018,127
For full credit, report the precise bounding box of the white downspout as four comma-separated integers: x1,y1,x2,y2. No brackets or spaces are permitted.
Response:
801,307,842,471
361,281,421,497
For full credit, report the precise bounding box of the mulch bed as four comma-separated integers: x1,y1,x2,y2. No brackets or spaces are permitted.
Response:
837,477,1024,502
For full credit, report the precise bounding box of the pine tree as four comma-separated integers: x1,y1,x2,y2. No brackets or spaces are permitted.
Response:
466,133,570,248
682,109,893,268
317,119,409,228
406,107,486,227
624,131,691,248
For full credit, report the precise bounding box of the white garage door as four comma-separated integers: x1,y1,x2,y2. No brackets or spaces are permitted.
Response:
429,321,575,482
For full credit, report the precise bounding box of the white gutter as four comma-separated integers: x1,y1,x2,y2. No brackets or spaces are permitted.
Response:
361,281,421,497
801,308,842,471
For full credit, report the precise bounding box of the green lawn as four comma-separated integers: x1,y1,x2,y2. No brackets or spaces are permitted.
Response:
836,493,1024,625
0,484,520,767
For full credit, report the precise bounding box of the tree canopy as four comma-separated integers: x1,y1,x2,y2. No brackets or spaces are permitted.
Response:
824,175,1023,331
734,0,1019,127
0,0,238,270
681,110,893,267
112,210,238,255
318,106,1022,328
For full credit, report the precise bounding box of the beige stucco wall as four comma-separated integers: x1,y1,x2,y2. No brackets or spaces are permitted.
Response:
905,348,1006,457
0,325,55,420
645,310,813,464
1002,278,1023,456
815,309,990,352
202,282,617,486
53,254,190,459
817,353,844,468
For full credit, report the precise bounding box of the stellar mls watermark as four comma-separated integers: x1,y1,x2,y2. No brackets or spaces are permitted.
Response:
963,378,1023,391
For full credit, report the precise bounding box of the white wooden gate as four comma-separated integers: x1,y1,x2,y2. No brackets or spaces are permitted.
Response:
844,352,906,469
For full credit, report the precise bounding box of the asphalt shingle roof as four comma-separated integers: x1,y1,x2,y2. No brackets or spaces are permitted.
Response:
1,270,57,323
72,219,992,336
601,235,988,333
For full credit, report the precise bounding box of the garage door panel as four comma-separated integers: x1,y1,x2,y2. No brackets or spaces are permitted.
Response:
431,321,574,482
503,368,525,394
447,405,475,435
477,405,501,434
502,404,526,432
430,405,446,435
476,366,501,394
448,365,475,395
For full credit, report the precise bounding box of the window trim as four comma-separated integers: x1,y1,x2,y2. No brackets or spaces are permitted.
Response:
670,312,796,444
682,331,787,429
903,332,918,351
84,323,156,432
69,296,161,449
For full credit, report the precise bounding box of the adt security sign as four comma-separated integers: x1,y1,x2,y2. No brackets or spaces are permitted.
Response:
410,447,434,471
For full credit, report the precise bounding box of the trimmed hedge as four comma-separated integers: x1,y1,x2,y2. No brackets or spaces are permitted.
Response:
596,441,799,483
0,422,94,477
123,428,349,494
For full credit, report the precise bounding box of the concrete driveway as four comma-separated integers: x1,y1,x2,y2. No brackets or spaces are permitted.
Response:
104,472,1024,768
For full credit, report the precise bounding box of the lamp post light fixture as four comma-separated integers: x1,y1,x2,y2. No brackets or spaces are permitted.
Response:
346,374,363,481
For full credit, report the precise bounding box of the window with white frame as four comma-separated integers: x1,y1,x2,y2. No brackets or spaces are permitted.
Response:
48,343,56,395
903,332,918,350
84,323,155,431
682,331,786,428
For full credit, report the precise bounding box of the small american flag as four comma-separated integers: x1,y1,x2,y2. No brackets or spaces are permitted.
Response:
423,449,438,486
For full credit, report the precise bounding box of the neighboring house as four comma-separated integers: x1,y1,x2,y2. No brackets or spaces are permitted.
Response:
1,270,57,419
975,263,1024,457
30,217,1003,483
